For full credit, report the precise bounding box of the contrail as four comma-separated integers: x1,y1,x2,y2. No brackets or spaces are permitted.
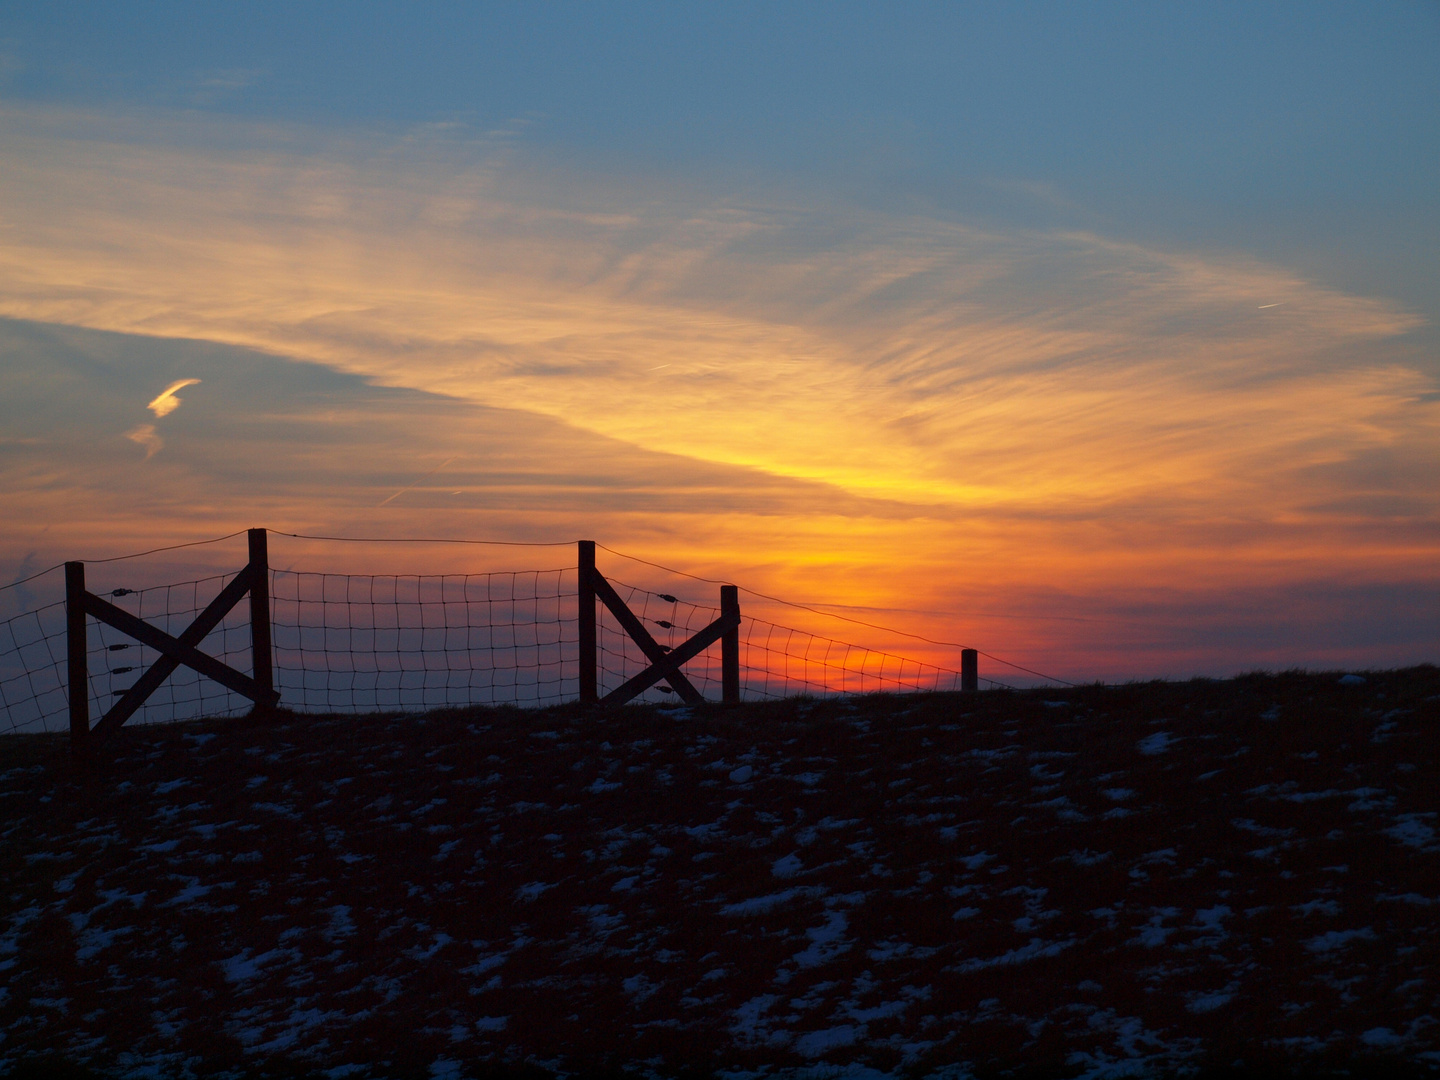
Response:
378,458,457,507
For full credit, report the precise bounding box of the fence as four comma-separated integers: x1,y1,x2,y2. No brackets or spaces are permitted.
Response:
1,530,1010,743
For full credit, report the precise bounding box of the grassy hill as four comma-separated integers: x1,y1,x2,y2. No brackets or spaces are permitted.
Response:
2,668,1438,1079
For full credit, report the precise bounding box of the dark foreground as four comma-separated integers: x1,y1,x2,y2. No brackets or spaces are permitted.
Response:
2,669,1438,1079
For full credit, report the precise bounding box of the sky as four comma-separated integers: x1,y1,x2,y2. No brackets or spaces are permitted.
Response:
1,2,1437,682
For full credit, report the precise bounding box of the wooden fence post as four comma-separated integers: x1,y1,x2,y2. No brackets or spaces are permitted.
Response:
578,540,597,704
721,584,740,705
961,648,978,693
66,561,89,746
248,528,274,708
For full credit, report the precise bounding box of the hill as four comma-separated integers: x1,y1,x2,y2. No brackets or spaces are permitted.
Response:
2,669,1438,1079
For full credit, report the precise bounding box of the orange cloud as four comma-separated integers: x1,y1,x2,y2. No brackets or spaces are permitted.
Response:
124,422,162,458
146,377,201,418
0,105,1435,680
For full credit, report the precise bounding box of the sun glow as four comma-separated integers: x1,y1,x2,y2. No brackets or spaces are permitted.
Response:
1,106,1436,679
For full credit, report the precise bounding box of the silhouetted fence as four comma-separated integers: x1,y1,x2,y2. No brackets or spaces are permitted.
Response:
1,530,992,742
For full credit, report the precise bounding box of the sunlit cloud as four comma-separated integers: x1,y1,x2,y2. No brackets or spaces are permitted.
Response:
0,104,1435,678
0,111,1423,518
124,422,162,459
146,377,201,418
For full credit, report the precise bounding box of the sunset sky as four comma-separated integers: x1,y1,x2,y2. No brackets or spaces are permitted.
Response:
1,2,1437,682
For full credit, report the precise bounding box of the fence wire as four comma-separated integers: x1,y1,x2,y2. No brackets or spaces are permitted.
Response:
0,600,68,734
91,574,256,724
597,578,724,703
2,563,1001,734
270,568,577,712
597,577,996,703
0,574,255,735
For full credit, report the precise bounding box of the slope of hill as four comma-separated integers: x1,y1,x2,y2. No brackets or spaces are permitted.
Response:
2,669,1438,1079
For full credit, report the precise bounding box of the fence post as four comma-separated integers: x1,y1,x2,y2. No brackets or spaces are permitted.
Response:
721,584,740,705
66,561,89,746
961,648,978,693
578,540,597,704
248,528,274,707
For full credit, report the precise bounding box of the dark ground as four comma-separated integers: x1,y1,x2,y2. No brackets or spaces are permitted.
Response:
2,669,1438,1080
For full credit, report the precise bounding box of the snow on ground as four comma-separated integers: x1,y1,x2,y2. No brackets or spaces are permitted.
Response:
1,668,1438,1077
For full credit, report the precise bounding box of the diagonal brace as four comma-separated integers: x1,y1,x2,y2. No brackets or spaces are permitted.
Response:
589,570,704,704
600,610,740,707
89,565,278,736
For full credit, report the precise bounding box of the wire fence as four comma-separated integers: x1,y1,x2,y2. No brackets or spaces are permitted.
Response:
598,577,975,703
271,568,578,712
2,558,1004,736
0,572,257,735
0,597,67,735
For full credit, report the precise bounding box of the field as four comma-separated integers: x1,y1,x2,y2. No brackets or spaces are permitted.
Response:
2,669,1438,1079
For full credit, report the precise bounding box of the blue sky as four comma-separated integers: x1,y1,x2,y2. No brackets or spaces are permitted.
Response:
1,2,1437,678
5,1,1436,313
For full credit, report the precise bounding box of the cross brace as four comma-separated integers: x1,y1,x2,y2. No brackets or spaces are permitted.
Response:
79,556,279,739
599,608,740,707
577,542,741,708
588,569,705,704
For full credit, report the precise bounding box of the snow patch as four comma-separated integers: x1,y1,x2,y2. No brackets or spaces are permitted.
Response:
1361,1026,1406,1048
1388,814,1436,849
1306,927,1376,952
772,853,804,879
794,1025,857,1057
1187,989,1234,1013
218,948,290,982
953,936,1075,972
1128,909,1179,948
1136,732,1173,756
163,880,212,907
75,923,132,961
720,887,818,916
325,905,355,942
732,993,782,1043
793,910,851,968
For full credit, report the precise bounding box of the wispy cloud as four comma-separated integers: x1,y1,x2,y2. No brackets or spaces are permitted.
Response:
147,377,201,418
0,108,1424,514
0,105,1434,678
124,422,162,459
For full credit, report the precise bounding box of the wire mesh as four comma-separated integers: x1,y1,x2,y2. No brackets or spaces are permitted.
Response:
597,578,725,703
270,568,578,712
2,556,1010,735
740,615,974,697
596,577,996,702
0,574,256,734
90,574,257,726
0,600,69,734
